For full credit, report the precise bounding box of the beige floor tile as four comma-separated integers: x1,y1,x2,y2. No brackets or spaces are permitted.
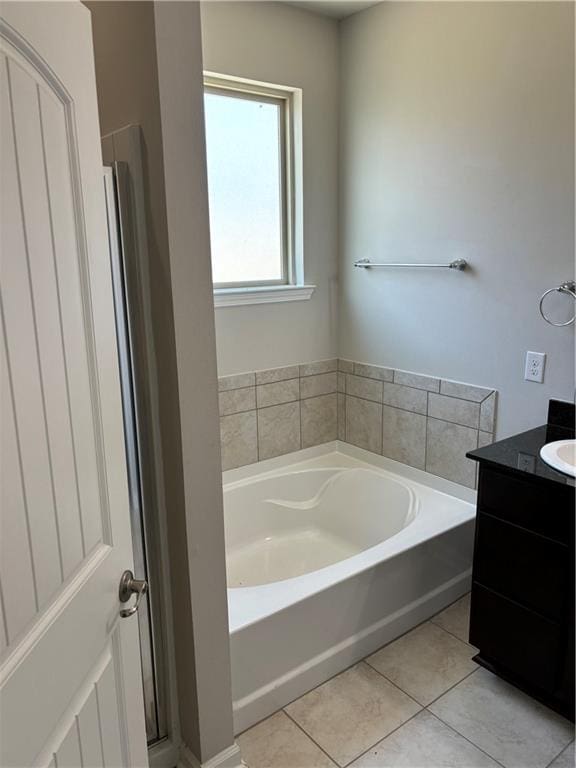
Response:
549,741,575,768
366,621,477,705
238,711,336,768
350,710,500,767
285,662,421,767
429,668,574,768
430,593,472,643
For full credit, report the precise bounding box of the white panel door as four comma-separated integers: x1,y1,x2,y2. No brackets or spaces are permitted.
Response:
0,3,148,766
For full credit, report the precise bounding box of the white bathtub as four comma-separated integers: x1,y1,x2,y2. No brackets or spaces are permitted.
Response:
224,442,476,734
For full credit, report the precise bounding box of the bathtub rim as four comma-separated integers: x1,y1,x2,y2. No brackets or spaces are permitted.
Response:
224,442,477,633
223,441,476,504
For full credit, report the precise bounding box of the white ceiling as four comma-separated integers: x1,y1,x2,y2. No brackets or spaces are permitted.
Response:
286,1,382,20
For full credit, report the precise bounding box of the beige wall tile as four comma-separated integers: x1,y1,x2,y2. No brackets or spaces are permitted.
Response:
218,371,255,392
220,411,257,470
426,418,478,488
382,406,426,469
346,395,382,454
383,382,427,414
338,393,346,440
478,431,493,448
218,386,256,416
255,364,300,385
257,401,301,459
479,392,496,432
302,394,338,448
301,372,337,399
238,711,336,768
300,359,338,376
346,374,383,402
428,393,480,428
256,378,299,408
394,370,440,392
338,358,354,373
354,362,394,382
337,372,346,393
440,380,493,403
286,663,420,766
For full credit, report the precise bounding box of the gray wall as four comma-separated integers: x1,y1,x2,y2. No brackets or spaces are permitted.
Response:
200,1,339,376
339,1,575,438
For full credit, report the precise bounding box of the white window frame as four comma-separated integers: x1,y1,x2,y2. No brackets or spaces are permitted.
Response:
204,73,315,307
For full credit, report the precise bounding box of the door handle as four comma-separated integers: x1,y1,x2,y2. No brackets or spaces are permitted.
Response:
118,570,148,618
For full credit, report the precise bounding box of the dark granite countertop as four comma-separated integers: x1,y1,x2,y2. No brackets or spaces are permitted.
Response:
467,423,575,487
467,398,575,487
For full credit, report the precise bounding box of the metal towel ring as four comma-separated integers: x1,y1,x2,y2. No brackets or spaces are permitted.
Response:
539,281,576,327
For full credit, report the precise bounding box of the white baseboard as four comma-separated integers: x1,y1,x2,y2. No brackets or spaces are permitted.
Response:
178,742,244,768
232,571,471,733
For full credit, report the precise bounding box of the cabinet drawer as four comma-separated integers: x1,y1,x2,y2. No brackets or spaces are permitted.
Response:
478,466,574,543
470,584,563,693
473,513,569,621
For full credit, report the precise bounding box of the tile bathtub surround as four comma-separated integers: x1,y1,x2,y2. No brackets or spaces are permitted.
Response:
218,360,338,470
237,595,574,768
218,358,497,484
339,361,497,489
258,401,301,460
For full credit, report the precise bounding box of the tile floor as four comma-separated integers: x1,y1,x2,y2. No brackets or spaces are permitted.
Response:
237,595,575,768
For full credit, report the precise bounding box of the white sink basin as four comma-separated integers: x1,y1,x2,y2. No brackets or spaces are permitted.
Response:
540,439,576,477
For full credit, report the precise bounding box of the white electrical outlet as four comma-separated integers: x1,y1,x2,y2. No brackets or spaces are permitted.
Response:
524,351,546,383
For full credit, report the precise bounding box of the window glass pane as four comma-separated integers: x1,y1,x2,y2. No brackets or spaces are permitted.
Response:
204,91,284,285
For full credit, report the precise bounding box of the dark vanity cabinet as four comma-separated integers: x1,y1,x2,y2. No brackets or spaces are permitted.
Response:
467,402,575,721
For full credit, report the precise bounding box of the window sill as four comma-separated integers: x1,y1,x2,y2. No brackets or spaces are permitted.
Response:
213,284,316,308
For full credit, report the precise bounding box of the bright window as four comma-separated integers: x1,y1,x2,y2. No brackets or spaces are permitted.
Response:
204,78,293,288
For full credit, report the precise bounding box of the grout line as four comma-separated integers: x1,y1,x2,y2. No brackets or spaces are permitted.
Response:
544,740,575,768
298,385,303,450
339,708,425,767
359,657,505,768
424,392,429,470
283,666,428,768
426,695,508,768
220,407,258,418
301,390,338,401
253,397,301,410
428,623,475,649
221,367,493,402
378,395,384,454
360,659,423,708
221,390,339,418
282,710,340,767
344,392,384,406
244,603,483,766
427,413,481,431
222,370,491,402
432,391,488,408
257,376,300,387
423,666,478,709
